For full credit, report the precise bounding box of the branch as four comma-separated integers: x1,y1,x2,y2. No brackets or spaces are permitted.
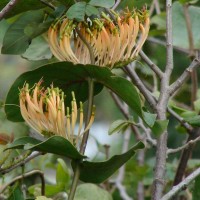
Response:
138,119,157,147
183,4,195,56
152,1,173,199
149,0,161,16
124,64,157,111
0,0,19,21
173,128,200,186
167,107,193,134
0,152,43,174
0,170,45,195
169,57,200,96
115,123,133,200
167,135,200,154
161,167,200,200
137,150,145,200
154,0,161,14
147,37,189,54
139,50,163,79
75,28,95,65
39,0,56,10
112,0,121,10
109,91,141,140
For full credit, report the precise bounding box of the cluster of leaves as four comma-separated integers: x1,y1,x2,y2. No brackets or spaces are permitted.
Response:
2,0,200,199
0,0,151,199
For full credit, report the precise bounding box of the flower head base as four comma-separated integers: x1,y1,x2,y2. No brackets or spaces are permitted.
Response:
19,81,95,147
48,9,150,68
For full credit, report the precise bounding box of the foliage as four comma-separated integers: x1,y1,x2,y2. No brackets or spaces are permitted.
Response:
1,0,200,200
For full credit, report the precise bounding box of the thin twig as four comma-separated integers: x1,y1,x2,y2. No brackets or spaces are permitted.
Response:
147,37,189,54
154,0,161,14
161,167,200,200
0,170,45,195
169,57,200,96
167,135,200,154
173,128,200,187
75,28,95,65
183,4,195,56
138,119,157,147
0,0,19,21
68,79,94,200
137,150,145,200
183,3,198,109
112,0,121,10
124,64,157,111
39,0,55,10
139,50,163,79
0,152,42,174
115,110,133,200
149,0,161,16
167,107,193,134
109,91,141,140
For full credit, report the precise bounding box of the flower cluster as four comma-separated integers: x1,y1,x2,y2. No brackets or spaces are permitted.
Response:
48,9,150,68
19,81,95,147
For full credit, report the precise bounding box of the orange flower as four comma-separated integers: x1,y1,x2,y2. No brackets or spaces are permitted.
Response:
48,9,150,68
19,81,95,147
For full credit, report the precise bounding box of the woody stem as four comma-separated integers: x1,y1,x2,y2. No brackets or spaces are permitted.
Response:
68,79,94,200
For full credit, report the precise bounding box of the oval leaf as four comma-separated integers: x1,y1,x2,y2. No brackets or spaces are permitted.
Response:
108,119,130,135
5,62,103,122
6,136,85,160
56,158,70,186
184,115,200,127
85,5,99,16
5,62,154,126
0,0,45,19
1,10,51,55
66,2,87,21
72,141,145,183
88,0,115,8
22,36,52,61
74,183,113,200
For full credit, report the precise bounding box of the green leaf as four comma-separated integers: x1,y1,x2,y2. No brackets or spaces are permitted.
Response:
194,99,200,113
22,36,52,61
88,0,115,8
72,141,144,183
1,10,51,55
35,197,53,200
151,12,166,30
74,184,113,200
5,62,103,122
151,120,169,137
173,2,200,49
85,4,99,16
117,0,151,10
142,111,157,127
28,184,64,197
66,2,87,21
193,176,200,200
8,184,25,200
184,115,200,126
0,0,46,19
56,158,70,186
6,136,85,160
5,62,155,126
108,119,130,135
181,111,197,118
5,136,39,149
179,0,199,4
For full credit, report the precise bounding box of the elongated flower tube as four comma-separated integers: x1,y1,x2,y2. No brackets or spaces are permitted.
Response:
48,9,150,68
19,81,95,147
